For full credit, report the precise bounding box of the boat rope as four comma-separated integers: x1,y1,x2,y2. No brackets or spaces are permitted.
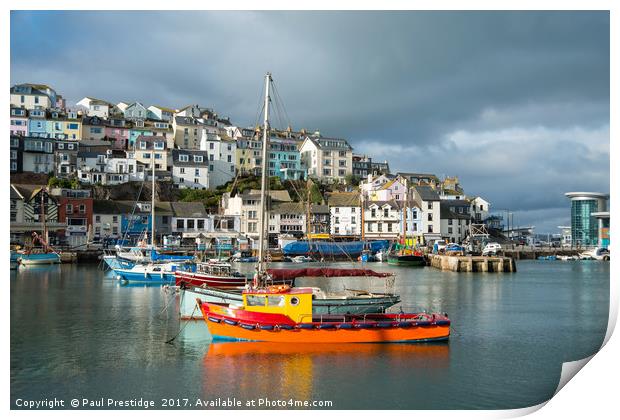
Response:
157,286,179,317
164,303,198,344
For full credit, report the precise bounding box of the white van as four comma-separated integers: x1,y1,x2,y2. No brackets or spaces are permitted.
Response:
482,242,502,256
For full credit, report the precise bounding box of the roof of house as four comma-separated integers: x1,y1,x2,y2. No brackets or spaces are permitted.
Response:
93,199,120,214
171,201,208,218
79,139,113,148
271,202,306,214
414,185,440,201
150,105,176,113
78,151,107,159
304,136,352,151
365,200,401,210
11,184,46,201
440,206,470,220
84,97,113,106
397,172,439,181
441,199,471,207
327,192,360,207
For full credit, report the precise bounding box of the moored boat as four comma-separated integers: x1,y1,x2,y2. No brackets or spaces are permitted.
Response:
18,251,61,266
175,261,248,290
387,253,426,266
197,285,449,343
115,261,194,284
179,266,400,319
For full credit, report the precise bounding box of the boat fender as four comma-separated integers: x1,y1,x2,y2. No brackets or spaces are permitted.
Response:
297,323,315,329
417,320,431,326
207,316,221,323
356,323,375,329
435,320,450,326
338,323,354,329
397,321,413,328
279,324,295,330
240,323,256,330
318,323,337,330
224,319,238,326
377,322,394,328
259,324,275,331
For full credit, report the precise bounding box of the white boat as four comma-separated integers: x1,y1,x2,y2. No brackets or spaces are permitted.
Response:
578,248,610,261
291,255,314,263
557,255,577,261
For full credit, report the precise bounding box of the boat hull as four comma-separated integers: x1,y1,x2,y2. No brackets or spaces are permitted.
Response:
18,253,61,265
199,302,450,343
180,287,401,319
175,271,248,290
114,269,176,284
387,255,426,266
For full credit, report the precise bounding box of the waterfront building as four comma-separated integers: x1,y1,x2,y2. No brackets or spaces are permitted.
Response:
76,97,115,118
470,197,491,223
591,212,610,249
440,201,470,244
267,137,305,180
199,131,236,188
327,192,361,238
93,200,123,240
53,188,94,247
118,201,152,242
557,226,572,248
565,192,609,247
300,135,353,182
146,120,174,149
360,173,395,198
10,107,29,136
81,116,107,141
171,149,210,189
399,202,424,245
222,189,292,244
170,202,209,244
10,83,57,110
363,200,401,240
10,184,64,245
268,202,306,244
147,105,175,122
411,185,442,244
308,205,330,238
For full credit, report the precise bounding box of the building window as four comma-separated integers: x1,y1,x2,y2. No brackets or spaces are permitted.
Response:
112,216,118,222
66,204,73,214
95,215,101,223
79,204,86,214
176,219,185,229
162,216,169,225
194,156,203,163
428,213,433,222
187,219,195,229
387,223,392,232
197,219,204,229
448,219,453,225
383,208,389,217
448,227,453,234
428,225,433,233
427,202,433,210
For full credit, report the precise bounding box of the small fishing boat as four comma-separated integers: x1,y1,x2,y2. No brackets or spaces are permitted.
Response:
175,261,248,290
179,267,400,319
387,249,426,267
18,251,61,266
197,285,449,343
115,261,194,284
291,255,314,263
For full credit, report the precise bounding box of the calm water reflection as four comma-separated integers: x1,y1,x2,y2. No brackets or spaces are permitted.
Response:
11,260,609,409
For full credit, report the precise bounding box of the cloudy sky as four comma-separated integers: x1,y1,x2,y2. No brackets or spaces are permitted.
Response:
10,11,610,233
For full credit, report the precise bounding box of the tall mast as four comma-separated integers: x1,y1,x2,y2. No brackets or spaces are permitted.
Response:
151,149,155,247
257,72,271,274
360,192,365,241
41,187,48,250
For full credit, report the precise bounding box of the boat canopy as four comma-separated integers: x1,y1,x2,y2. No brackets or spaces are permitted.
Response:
266,267,393,281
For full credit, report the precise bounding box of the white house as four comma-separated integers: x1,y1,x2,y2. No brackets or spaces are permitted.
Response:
147,105,175,122
470,196,491,223
76,97,114,118
363,200,401,240
10,83,57,110
299,135,353,182
171,149,209,189
170,202,209,243
327,192,361,237
200,131,236,188
124,102,148,121
412,186,442,244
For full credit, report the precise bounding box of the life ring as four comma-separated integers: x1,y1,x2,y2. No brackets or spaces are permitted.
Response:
267,284,290,293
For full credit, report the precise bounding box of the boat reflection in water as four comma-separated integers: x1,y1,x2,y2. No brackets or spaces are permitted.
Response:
201,341,449,406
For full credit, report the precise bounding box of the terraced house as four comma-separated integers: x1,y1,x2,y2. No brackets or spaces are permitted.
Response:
10,83,57,110
171,149,209,189
10,107,29,136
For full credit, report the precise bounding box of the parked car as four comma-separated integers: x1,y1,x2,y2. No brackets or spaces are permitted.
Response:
445,243,465,253
482,242,502,256
433,240,447,254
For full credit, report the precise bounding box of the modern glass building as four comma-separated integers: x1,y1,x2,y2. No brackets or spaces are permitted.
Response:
565,192,609,247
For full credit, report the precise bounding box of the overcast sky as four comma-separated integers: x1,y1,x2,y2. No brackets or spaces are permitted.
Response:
10,11,610,233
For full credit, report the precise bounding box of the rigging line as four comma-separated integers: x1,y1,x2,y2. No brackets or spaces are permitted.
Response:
272,81,292,130
119,177,146,246
253,78,266,130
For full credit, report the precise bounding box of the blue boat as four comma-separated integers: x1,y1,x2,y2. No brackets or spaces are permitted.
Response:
282,240,390,258
18,252,61,266
114,261,196,284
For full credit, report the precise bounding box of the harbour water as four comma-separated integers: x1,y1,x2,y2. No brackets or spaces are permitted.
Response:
11,260,609,409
